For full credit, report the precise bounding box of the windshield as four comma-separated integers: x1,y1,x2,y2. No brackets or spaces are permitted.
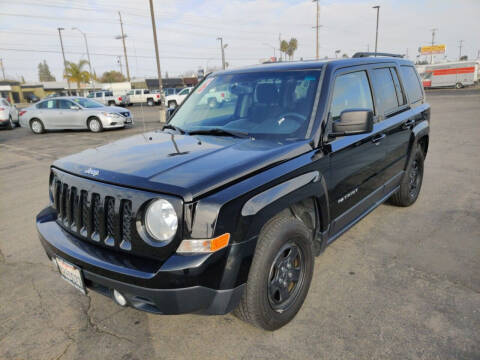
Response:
169,70,321,140
72,97,104,108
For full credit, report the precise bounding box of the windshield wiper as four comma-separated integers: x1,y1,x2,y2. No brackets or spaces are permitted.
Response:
162,124,185,134
188,128,250,138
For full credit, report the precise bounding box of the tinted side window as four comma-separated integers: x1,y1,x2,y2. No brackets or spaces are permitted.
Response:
144,89,150,94
135,90,142,95
370,68,398,115
57,99,74,109
105,91,113,96
390,68,406,106
400,66,423,103
37,100,56,109
330,71,373,120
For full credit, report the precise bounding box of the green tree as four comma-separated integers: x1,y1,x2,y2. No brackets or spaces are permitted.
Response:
64,60,90,89
286,38,298,60
280,40,289,61
100,70,126,83
38,60,56,81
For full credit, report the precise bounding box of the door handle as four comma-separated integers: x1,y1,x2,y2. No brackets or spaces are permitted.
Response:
403,119,415,128
372,133,386,144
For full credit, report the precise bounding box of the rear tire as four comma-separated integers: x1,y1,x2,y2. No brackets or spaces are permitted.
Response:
147,98,154,106
108,101,115,106
88,117,103,133
390,144,424,207
455,82,463,89
234,213,314,331
30,118,44,134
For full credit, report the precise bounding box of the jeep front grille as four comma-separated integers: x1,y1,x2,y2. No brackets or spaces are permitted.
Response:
53,178,133,252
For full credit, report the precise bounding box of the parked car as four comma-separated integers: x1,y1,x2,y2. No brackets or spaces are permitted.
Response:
19,96,133,134
25,93,40,103
125,89,161,106
87,90,126,106
198,84,232,108
164,87,193,108
0,97,19,129
36,53,430,330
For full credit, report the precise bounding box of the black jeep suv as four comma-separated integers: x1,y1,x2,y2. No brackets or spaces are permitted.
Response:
37,53,430,330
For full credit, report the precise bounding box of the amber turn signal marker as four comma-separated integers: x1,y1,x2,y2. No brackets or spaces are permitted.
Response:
209,233,230,252
176,233,230,254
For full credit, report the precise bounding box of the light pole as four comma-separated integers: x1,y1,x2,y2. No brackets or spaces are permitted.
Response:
458,40,464,60
57,27,71,95
313,0,320,59
116,12,131,82
217,37,227,70
148,0,166,123
263,43,277,59
372,5,380,56
430,28,437,64
72,27,94,90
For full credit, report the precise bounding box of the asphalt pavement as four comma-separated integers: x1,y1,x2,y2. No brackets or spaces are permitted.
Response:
0,90,479,360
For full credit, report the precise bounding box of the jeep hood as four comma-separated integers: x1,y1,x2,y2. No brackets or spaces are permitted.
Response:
53,131,311,202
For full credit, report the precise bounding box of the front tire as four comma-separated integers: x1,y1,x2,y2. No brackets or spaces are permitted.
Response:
455,82,463,89
147,98,154,106
30,118,44,134
390,144,424,206
7,116,15,130
234,213,314,331
168,101,177,109
88,117,103,133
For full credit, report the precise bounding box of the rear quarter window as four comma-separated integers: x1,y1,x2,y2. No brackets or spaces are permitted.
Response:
370,68,399,115
400,65,423,103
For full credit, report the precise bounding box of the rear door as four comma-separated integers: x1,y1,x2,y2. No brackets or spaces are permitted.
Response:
36,99,58,128
325,67,386,237
368,64,412,193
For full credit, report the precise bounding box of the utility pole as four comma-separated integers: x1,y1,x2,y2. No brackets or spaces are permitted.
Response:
458,40,464,60
217,37,226,70
72,27,94,90
0,58,5,80
313,0,320,59
430,28,437,64
57,27,71,95
279,33,282,61
372,6,380,56
148,0,166,123
117,12,131,82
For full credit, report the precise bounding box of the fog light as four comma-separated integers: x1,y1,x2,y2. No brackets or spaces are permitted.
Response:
113,289,127,306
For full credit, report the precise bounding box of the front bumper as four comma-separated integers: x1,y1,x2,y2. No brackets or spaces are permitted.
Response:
37,206,253,315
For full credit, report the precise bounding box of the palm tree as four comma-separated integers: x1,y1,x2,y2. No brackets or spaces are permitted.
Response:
287,38,298,61
280,40,289,61
64,60,90,90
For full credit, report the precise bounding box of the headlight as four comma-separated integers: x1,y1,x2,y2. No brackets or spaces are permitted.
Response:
101,112,122,118
144,199,178,242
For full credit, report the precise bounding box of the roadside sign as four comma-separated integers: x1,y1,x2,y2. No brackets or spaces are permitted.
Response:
419,45,446,55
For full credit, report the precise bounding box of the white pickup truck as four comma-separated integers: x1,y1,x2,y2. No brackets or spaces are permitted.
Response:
164,87,193,108
87,91,126,106
124,89,161,106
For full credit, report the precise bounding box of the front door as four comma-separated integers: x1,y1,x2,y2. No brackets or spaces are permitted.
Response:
55,99,83,128
324,68,387,237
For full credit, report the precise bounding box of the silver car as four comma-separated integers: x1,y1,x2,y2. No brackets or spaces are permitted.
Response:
19,96,133,134
0,97,19,129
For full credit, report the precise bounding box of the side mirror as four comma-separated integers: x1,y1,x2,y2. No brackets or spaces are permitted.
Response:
70,105,81,110
166,107,176,122
331,109,373,137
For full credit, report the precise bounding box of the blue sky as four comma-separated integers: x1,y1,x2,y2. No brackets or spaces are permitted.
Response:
0,0,478,82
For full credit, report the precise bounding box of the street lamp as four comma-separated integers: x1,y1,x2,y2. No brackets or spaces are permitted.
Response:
372,5,380,56
217,37,227,70
72,27,94,90
57,27,71,95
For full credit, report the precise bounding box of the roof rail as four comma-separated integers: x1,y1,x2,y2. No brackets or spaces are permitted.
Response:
352,52,404,58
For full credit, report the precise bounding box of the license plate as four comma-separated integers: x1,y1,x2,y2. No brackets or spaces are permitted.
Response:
55,257,86,295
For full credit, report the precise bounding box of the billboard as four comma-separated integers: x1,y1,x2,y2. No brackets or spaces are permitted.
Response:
419,45,446,55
